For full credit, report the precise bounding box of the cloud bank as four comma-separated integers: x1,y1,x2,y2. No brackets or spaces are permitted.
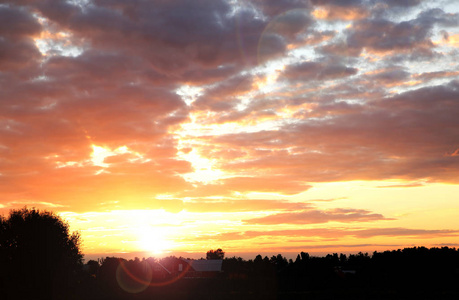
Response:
1,0,458,254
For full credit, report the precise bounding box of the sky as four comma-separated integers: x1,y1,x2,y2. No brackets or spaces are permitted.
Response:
1,0,459,259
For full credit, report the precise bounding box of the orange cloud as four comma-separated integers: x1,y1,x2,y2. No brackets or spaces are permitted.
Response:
189,227,459,243
244,208,391,225
312,6,369,21
181,199,312,213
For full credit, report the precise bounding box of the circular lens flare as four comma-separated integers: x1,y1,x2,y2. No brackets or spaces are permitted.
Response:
116,260,153,293
116,258,194,293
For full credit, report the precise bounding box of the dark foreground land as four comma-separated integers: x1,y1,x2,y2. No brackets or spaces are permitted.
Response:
3,209,458,299
81,277,459,300
75,247,459,300
2,246,459,299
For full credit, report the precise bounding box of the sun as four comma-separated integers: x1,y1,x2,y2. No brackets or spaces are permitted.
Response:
135,226,173,255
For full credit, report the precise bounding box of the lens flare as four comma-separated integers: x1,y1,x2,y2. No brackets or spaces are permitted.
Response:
115,258,194,293
116,260,153,293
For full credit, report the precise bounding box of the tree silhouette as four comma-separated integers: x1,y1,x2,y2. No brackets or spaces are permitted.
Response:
0,207,83,299
207,248,225,259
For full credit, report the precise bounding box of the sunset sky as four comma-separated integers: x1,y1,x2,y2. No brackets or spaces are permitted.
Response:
1,0,459,259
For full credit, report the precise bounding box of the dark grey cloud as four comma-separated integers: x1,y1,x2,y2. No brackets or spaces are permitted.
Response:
347,18,432,53
0,5,42,71
361,68,411,86
193,73,255,112
211,80,459,183
372,69,410,83
310,0,362,6
253,0,311,17
0,5,41,37
5,0,268,79
282,61,358,81
416,8,459,27
376,0,422,7
318,41,363,57
345,7,459,57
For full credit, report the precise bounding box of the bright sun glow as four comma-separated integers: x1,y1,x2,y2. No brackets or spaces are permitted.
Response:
134,226,173,255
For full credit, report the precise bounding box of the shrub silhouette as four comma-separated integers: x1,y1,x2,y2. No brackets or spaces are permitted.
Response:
0,207,83,299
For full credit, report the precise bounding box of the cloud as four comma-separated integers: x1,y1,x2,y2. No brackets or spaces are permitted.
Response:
192,227,459,243
413,70,459,81
244,208,390,224
178,176,312,197
0,5,42,71
366,68,411,86
274,243,405,252
347,18,433,54
10,0,264,78
182,199,312,213
416,8,459,28
312,5,369,21
381,0,422,7
209,80,459,183
344,7,459,60
376,183,425,188
253,0,311,17
193,74,255,112
310,0,362,6
282,61,358,81
1,0,458,251
0,5,41,38
350,228,459,238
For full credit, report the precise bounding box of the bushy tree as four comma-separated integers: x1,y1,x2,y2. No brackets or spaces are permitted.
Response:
207,248,225,259
0,207,83,299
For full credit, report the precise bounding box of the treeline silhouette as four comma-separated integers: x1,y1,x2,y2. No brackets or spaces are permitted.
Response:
77,246,459,300
2,208,459,299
